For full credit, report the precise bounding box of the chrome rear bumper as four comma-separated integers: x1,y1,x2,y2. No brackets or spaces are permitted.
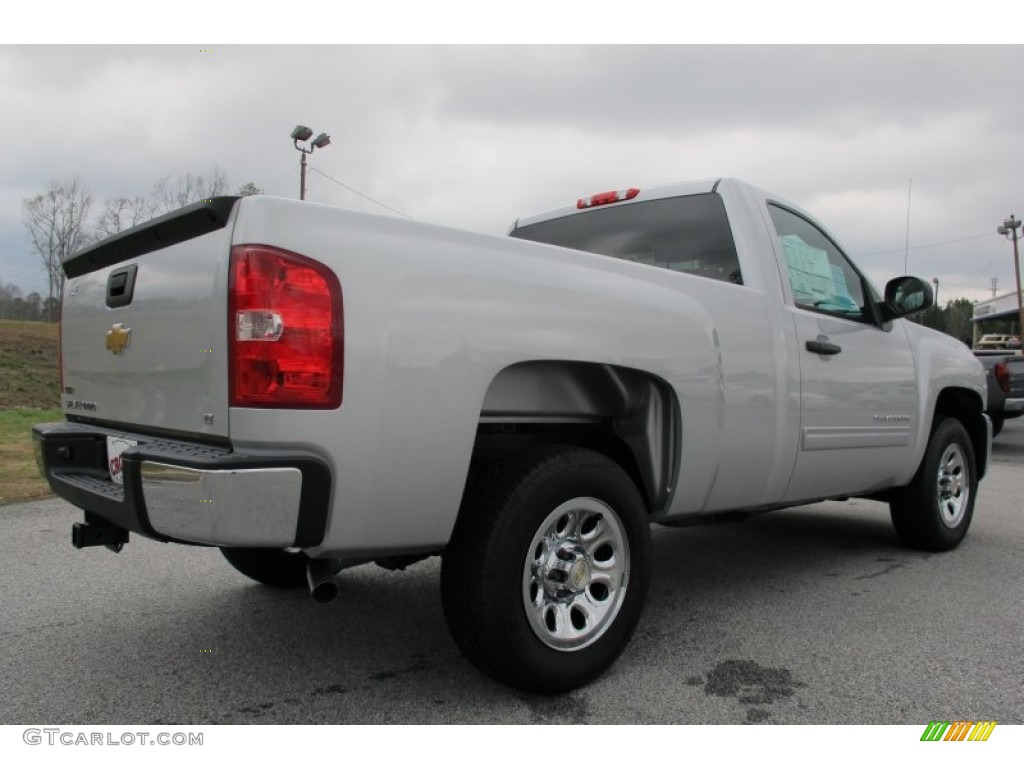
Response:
141,462,303,546
33,421,330,549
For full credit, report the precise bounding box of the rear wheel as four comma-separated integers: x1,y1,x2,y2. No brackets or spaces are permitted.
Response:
890,418,977,551
442,447,651,693
220,547,310,588
990,413,1004,437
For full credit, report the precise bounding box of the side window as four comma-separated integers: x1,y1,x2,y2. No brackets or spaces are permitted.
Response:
768,204,871,322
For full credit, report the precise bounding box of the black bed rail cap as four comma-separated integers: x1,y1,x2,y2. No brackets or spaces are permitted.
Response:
64,196,241,279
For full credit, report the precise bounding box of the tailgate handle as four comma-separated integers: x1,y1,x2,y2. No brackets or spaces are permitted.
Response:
106,264,138,308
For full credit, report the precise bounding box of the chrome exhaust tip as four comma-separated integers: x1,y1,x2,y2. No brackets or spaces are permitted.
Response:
306,558,341,604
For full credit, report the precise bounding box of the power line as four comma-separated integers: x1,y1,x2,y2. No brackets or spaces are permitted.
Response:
965,239,1007,285
915,239,1012,298
307,167,412,220
853,231,992,258
0,266,43,277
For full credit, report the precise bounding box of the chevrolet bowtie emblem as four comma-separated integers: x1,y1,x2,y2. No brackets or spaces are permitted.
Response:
105,323,132,355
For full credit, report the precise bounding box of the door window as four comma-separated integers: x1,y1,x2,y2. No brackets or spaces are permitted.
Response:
768,204,873,323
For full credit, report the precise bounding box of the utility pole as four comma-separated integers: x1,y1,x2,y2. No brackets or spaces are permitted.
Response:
997,216,1023,336
290,125,331,201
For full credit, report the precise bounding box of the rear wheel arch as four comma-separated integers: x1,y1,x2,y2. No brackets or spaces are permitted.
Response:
472,360,681,515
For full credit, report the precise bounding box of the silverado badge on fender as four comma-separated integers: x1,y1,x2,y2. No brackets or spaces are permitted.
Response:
105,323,132,355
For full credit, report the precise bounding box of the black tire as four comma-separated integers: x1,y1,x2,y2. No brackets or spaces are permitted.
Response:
990,414,1004,437
441,447,651,694
889,418,977,551
220,547,310,588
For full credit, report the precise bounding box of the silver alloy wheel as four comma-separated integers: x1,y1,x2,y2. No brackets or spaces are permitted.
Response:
936,443,969,529
522,497,629,652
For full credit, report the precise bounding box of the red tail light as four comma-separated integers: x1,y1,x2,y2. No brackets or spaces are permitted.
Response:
229,245,343,409
994,362,1011,396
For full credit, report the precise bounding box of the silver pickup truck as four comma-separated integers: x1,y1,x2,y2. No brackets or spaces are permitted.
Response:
34,178,989,692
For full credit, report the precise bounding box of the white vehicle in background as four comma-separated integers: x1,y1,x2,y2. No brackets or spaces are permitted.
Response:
976,333,1013,350
35,178,988,692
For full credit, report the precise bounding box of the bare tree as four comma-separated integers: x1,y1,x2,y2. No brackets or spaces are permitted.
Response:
152,166,229,213
22,177,93,316
24,292,43,321
96,195,157,238
944,298,975,346
0,281,24,320
43,295,61,322
237,181,264,197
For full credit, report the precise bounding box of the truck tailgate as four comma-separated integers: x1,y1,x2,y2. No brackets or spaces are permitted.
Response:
1007,356,1024,400
60,198,237,438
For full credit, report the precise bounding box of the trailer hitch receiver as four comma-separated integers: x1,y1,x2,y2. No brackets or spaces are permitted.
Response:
72,520,130,553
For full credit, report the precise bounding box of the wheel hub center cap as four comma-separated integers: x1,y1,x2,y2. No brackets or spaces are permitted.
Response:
541,541,591,597
568,559,591,591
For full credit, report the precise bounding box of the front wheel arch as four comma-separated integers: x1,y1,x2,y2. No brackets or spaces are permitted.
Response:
890,417,977,551
929,388,988,480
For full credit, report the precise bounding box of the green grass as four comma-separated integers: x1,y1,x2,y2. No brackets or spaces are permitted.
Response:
0,320,60,409
0,320,62,504
0,407,62,505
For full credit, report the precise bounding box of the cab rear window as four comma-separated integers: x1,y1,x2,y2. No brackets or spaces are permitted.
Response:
511,193,742,285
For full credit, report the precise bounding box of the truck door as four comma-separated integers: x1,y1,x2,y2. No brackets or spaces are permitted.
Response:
766,204,919,502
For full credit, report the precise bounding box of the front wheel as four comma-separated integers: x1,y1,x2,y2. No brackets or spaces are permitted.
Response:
441,447,651,694
890,418,977,551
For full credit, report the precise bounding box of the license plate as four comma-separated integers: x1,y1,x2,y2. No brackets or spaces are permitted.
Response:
106,436,138,485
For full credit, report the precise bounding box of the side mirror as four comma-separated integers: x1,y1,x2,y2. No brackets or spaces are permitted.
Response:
881,276,934,321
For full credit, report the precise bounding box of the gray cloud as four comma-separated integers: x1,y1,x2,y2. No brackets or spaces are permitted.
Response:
2,45,1023,302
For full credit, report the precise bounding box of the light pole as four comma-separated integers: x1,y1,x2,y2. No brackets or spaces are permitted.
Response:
291,125,331,200
932,277,939,308
997,215,1023,338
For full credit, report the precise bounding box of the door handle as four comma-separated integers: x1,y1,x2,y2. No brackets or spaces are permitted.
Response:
806,339,842,356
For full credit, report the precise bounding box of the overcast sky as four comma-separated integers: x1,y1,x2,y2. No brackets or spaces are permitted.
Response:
2,44,1023,304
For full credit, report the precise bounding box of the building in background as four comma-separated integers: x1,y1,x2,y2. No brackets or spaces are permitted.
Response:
972,291,1022,345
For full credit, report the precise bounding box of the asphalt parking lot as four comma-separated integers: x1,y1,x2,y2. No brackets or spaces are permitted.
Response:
1,423,1022,725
